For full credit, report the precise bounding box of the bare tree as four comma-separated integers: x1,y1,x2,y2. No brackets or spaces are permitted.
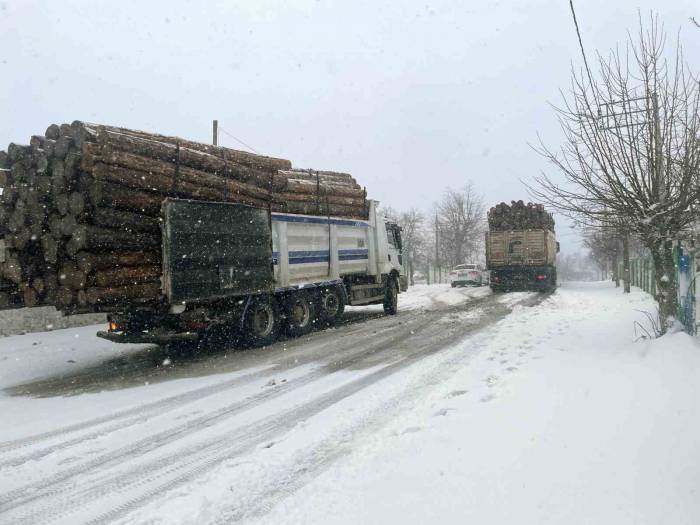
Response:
396,208,426,286
436,183,486,268
528,14,700,332
582,229,621,283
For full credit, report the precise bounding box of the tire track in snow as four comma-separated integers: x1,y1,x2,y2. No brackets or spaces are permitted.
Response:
0,307,405,466
0,306,440,518
0,291,535,525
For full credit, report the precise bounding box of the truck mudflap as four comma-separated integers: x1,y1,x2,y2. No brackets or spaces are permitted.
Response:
96,330,199,345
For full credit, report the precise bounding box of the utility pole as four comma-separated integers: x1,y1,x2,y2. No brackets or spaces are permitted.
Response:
652,93,664,204
622,233,631,293
434,213,440,284
212,119,218,146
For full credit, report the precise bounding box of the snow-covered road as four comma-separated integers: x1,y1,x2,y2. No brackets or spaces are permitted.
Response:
1,282,699,525
0,283,529,524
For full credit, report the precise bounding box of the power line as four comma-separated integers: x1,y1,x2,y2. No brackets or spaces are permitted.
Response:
568,0,596,93
218,126,261,154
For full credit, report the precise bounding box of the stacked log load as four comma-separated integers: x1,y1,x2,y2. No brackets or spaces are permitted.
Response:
487,201,555,232
0,122,368,312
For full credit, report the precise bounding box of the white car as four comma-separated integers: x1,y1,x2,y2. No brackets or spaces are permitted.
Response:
449,263,488,287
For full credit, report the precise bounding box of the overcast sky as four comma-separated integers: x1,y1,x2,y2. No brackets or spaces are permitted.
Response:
1,0,699,253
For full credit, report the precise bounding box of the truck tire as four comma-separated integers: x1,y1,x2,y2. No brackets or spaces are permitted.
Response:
243,295,280,347
383,277,398,315
283,291,316,337
318,285,345,326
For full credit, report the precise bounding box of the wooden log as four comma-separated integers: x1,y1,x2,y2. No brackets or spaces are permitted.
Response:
48,213,63,240
75,251,161,273
7,144,31,162
22,284,39,307
86,282,162,305
276,191,366,208
281,169,358,186
91,207,161,233
1,255,22,283
90,162,224,201
276,200,367,218
60,214,78,237
59,262,86,290
59,123,73,137
45,124,60,140
37,174,52,194
90,162,273,208
85,146,279,201
94,131,288,187
91,265,161,288
68,224,159,255
7,207,26,234
50,159,66,192
68,192,85,215
41,235,59,264
53,136,72,160
283,177,366,198
84,178,164,216
64,150,80,182
55,193,69,215
77,122,292,171
1,185,16,205
32,276,45,296
0,292,10,309
10,228,32,250
32,151,49,174
56,286,74,307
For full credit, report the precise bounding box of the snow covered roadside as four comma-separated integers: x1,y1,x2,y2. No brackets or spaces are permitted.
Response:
0,323,151,389
249,282,700,525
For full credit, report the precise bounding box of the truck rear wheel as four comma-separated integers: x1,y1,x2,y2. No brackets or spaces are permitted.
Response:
383,277,398,315
318,286,345,326
243,295,280,347
283,291,316,337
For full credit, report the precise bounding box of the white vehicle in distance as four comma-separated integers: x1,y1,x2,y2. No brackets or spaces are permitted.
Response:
449,263,488,287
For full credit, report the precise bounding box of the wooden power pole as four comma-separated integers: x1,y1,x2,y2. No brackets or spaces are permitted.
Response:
212,120,218,146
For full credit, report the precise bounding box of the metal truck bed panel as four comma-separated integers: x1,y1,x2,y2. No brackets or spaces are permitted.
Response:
486,229,556,267
271,213,371,287
162,199,274,303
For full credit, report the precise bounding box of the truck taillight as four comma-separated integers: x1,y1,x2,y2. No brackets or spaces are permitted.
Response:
491,276,499,282
536,274,546,281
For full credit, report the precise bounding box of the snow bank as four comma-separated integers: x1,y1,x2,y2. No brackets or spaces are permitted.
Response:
0,323,150,390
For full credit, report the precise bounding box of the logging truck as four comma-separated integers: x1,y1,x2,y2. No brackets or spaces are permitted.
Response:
485,228,559,292
97,198,407,347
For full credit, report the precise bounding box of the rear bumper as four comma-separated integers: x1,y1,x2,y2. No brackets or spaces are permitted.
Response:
96,330,199,345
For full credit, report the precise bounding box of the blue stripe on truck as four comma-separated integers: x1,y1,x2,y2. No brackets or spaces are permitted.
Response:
271,249,368,265
271,213,369,228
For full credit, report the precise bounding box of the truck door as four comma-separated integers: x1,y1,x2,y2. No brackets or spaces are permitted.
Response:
385,223,403,271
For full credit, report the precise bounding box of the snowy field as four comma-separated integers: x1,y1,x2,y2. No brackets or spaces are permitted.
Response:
1,282,699,524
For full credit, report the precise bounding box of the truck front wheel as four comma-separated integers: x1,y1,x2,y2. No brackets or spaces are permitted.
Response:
243,295,280,347
383,277,398,315
283,291,316,336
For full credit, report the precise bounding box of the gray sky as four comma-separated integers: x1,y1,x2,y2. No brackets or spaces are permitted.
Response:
2,0,699,253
